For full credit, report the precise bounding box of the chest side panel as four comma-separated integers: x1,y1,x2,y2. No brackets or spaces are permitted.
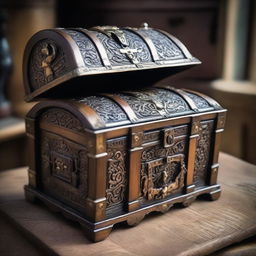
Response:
39,109,89,213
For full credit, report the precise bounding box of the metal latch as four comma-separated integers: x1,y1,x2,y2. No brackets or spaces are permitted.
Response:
91,25,141,65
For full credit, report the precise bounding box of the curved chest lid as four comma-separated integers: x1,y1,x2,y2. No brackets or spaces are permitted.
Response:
46,87,222,130
23,23,201,102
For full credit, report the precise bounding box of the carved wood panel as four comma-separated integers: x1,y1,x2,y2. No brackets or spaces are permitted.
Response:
29,39,70,90
106,137,128,214
41,108,84,133
40,130,88,209
140,125,189,201
193,120,214,187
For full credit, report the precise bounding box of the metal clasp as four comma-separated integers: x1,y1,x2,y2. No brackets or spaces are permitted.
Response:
91,25,141,65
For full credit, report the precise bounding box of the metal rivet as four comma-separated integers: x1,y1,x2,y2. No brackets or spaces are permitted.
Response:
141,22,149,29
134,135,140,142
162,203,168,209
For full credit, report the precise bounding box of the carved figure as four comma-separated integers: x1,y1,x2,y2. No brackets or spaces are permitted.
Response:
41,43,56,80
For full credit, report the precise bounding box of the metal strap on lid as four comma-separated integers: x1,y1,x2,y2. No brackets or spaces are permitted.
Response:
91,26,142,65
91,26,129,47
73,28,112,69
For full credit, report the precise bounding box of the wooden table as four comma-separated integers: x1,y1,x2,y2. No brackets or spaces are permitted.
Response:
0,152,255,256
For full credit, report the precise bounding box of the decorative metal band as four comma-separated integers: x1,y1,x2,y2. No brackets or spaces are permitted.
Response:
124,28,160,62
155,29,193,59
101,93,138,123
182,89,222,109
73,28,112,69
156,85,199,112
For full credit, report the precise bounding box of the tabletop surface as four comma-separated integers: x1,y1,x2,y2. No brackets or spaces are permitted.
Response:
0,152,255,256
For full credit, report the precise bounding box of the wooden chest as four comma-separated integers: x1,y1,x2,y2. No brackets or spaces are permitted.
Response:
23,25,226,242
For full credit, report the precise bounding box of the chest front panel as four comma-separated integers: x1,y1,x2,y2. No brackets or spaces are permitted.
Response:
140,125,189,205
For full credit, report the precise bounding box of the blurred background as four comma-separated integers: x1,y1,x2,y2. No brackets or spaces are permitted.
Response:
0,0,255,171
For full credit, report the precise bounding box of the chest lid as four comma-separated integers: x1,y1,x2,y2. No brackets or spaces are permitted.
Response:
31,87,223,131
23,23,200,102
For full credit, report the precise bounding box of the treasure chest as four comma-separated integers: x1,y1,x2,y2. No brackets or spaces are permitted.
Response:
23,25,227,242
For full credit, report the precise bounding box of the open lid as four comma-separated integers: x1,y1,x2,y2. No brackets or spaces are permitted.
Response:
23,23,201,102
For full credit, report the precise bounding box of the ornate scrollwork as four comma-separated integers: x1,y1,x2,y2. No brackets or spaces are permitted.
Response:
194,120,214,186
41,108,84,133
29,39,68,89
141,127,188,200
79,96,128,124
40,132,88,206
118,88,191,120
95,29,152,65
106,138,127,208
124,30,152,63
140,29,184,60
66,30,102,67
185,92,211,110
